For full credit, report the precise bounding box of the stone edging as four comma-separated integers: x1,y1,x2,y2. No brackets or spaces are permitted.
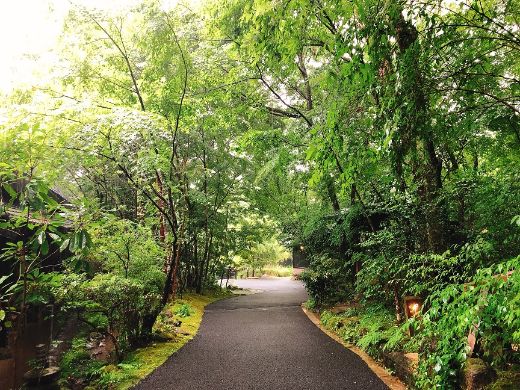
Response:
301,305,407,390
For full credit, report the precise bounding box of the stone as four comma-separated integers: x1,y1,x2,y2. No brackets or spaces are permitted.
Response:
382,351,418,386
23,366,61,386
462,358,496,390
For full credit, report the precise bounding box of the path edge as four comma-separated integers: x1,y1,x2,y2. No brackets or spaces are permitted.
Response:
127,292,233,390
301,305,407,390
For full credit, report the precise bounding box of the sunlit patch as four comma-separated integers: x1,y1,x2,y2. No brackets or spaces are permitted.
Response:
0,0,202,92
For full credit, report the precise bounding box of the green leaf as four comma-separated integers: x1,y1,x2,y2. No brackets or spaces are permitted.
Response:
84,231,92,248
59,238,70,252
41,238,49,256
74,232,83,251
0,275,9,286
37,231,45,245
2,183,17,199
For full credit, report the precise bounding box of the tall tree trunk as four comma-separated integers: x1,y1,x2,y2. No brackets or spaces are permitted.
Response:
193,232,200,291
326,178,348,258
395,12,446,252
156,171,166,243
202,234,213,293
170,240,183,301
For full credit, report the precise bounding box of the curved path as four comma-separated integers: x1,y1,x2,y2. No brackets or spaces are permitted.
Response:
135,277,388,390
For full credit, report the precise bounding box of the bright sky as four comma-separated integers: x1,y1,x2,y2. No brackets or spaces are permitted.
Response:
0,0,201,92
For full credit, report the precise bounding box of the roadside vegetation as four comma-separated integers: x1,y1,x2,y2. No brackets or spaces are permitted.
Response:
0,0,519,389
59,290,230,390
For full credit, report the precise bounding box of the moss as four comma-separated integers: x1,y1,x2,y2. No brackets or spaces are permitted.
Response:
95,290,231,390
485,367,520,390
465,357,488,371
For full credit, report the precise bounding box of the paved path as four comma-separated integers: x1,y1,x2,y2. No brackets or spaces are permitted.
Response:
135,277,388,390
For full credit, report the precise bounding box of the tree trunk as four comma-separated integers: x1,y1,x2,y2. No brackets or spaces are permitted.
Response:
141,312,158,340
393,285,402,322
395,11,446,252
202,234,213,293
170,240,183,301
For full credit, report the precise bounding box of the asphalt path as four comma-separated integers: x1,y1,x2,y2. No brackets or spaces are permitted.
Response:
135,277,388,390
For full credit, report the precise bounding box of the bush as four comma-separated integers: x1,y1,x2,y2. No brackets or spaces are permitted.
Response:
320,304,414,358
299,254,353,308
54,273,162,359
355,232,494,304
414,257,520,389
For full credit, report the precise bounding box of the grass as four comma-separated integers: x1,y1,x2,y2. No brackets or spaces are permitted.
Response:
261,265,293,277
236,265,293,278
95,289,232,390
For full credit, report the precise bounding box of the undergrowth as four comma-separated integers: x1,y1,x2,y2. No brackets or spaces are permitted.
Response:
320,304,415,359
60,289,231,389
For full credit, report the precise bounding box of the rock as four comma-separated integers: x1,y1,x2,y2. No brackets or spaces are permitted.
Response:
382,351,418,386
23,366,61,386
88,335,116,363
462,358,496,390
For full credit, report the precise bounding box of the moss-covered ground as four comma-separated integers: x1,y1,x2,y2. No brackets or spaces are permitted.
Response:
92,290,231,390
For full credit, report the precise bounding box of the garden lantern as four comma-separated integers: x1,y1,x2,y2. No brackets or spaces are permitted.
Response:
403,296,423,319
403,296,423,336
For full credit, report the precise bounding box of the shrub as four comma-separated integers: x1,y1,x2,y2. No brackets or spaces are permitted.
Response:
54,273,162,360
414,257,520,389
320,304,414,358
299,254,353,308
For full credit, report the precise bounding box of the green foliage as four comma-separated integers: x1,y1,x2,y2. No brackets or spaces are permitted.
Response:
174,303,193,318
356,235,494,301
53,273,162,357
260,266,293,277
321,304,413,358
95,360,143,389
414,258,520,389
88,215,165,289
300,254,353,308
235,237,290,272
1,0,520,387
60,337,104,383
304,298,318,311
0,169,78,335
